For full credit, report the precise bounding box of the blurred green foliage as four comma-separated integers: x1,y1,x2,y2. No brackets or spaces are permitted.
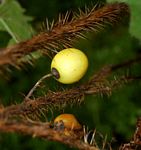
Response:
107,0,141,41
0,0,141,149
0,0,33,45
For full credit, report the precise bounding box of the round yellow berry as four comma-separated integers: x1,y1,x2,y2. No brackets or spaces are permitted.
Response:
51,48,88,84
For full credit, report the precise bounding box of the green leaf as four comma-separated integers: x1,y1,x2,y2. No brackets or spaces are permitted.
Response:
0,0,33,44
107,0,141,40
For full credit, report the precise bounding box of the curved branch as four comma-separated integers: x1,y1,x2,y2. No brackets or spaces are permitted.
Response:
0,2,130,67
0,119,99,150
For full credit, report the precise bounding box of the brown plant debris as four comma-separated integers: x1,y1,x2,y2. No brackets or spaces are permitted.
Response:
0,2,140,149
119,118,141,150
0,55,141,120
0,55,141,149
0,2,130,67
0,56,141,150
0,74,138,119
0,119,99,150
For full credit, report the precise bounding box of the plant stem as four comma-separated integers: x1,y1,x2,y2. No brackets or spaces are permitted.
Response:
25,73,52,100
0,18,19,43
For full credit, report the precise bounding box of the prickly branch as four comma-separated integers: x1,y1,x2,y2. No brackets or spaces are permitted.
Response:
119,118,141,150
0,2,130,67
0,119,99,150
0,2,140,149
0,55,141,120
0,55,141,150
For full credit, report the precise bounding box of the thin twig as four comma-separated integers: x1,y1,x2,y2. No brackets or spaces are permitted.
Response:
111,55,141,71
25,73,52,100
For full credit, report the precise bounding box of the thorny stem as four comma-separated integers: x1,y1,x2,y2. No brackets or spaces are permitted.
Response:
0,2,140,149
119,118,141,150
0,120,99,150
0,57,140,149
0,2,130,67
25,73,52,100
0,55,140,117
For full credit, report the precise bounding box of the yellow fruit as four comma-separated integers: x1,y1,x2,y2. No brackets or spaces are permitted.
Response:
51,48,88,84
54,114,82,130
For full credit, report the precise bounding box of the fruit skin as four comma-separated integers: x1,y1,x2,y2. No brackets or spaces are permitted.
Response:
51,48,88,84
54,114,82,130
